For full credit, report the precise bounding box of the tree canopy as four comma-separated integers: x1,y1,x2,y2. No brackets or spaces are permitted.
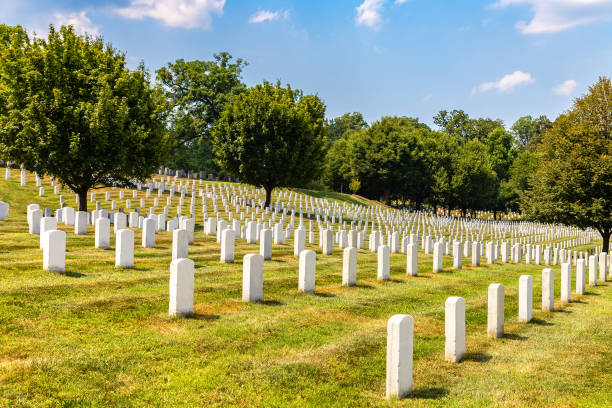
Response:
0,24,169,211
156,53,247,172
212,81,326,207
523,77,612,251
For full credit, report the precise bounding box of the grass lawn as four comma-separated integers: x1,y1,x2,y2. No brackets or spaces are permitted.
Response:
0,173,610,407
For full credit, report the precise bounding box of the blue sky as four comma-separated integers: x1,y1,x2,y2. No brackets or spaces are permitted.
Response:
2,0,612,127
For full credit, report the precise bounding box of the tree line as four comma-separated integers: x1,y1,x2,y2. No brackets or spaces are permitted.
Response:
0,24,609,250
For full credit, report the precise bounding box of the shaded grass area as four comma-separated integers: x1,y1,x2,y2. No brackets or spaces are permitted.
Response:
0,174,611,407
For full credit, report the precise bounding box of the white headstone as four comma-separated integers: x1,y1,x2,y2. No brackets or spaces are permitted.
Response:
43,230,65,273
445,296,465,363
386,314,413,399
542,268,554,312
378,245,390,281
115,229,134,268
518,275,532,322
242,253,264,302
95,217,110,249
342,247,357,286
172,228,189,261
298,249,316,293
487,283,504,338
168,258,194,316
220,228,235,263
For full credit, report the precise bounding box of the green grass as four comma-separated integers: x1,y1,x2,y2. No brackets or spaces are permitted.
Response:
0,172,611,407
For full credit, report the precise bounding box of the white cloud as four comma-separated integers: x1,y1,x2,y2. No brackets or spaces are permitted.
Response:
249,9,289,24
495,0,612,34
114,0,225,30
423,93,432,101
356,0,385,28
53,11,100,36
475,70,535,93
553,79,579,95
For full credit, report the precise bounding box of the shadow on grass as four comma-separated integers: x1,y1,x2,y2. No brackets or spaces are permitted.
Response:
464,352,492,363
260,300,284,306
584,292,600,296
529,318,553,326
187,313,220,321
355,284,375,289
60,270,86,278
503,333,528,341
313,292,336,298
572,299,588,304
409,386,449,399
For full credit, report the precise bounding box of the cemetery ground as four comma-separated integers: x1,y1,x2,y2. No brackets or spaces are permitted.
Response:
0,173,611,407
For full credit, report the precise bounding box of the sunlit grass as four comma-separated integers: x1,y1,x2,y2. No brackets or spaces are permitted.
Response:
0,172,610,407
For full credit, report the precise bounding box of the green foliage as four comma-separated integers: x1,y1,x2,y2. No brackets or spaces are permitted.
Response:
322,136,352,192
433,109,503,143
452,139,497,215
0,24,169,211
326,112,368,144
347,116,430,205
212,81,326,207
348,178,361,194
511,115,552,151
156,52,247,172
523,77,612,251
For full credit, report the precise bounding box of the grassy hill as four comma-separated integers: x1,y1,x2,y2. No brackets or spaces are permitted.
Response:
0,171,610,407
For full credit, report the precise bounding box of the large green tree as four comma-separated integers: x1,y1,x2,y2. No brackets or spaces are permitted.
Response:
511,115,552,151
212,82,326,208
348,117,430,206
156,53,246,172
0,24,169,211
326,112,368,144
452,139,497,216
523,77,612,251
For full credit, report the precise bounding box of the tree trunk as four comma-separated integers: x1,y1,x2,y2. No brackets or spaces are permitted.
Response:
601,228,611,253
264,186,273,209
77,188,88,212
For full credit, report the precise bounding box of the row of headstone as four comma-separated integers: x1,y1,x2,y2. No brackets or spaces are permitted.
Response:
386,261,604,399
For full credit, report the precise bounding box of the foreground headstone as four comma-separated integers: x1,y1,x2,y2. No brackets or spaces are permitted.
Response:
576,259,586,295
29,209,42,234
172,228,189,261
39,217,57,249
114,212,127,233
487,283,504,338
43,230,65,272
386,314,413,399
599,252,608,282
0,201,9,220
561,262,571,303
115,229,134,268
75,211,87,235
343,247,357,286
406,243,417,276
220,228,235,263
260,228,272,260
518,275,532,322
433,242,443,273
542,268,554,312
445,296,465,363
292,227,305,255
242,253,264,302
142,218,155,248
378,245,390,281
322,229,333,255
472,242,480,266
298,249,316,293
95,217,110,249
588,255,597,286
168,258,194,316
453,241,462,269
180,217,195,244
